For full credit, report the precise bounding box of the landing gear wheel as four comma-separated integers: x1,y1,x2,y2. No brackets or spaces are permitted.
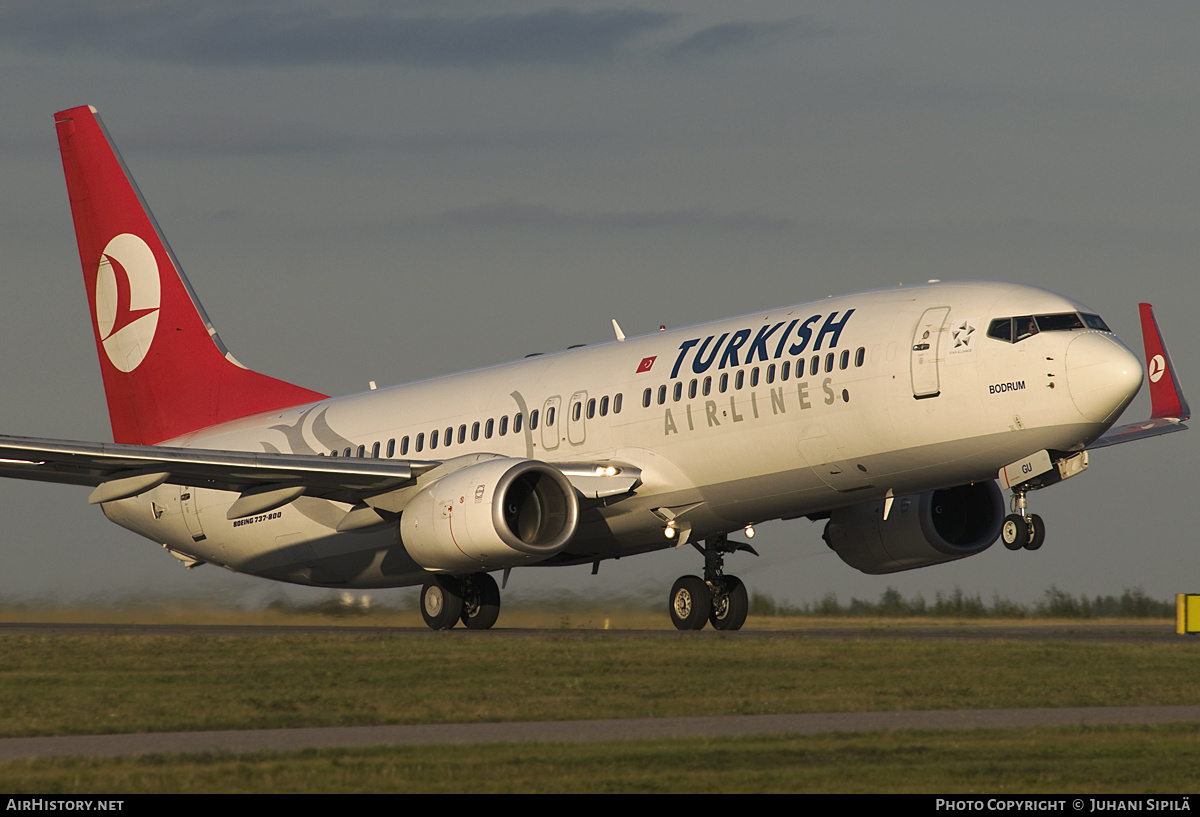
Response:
669,575,711,630
1001,514,1028,550
1024,514,1045,551
420,575,463,630
461,573,501,630
710,575,748,631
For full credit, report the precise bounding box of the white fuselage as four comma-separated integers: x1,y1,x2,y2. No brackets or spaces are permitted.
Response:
100,281,1142,588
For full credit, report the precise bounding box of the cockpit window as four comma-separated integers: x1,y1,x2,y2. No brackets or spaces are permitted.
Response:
987,311,1110,344
1034,313,1084,332
987,318,1013,342
1014,316,1039,342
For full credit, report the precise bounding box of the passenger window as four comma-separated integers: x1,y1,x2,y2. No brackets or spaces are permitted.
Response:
642,388,651,408
599,396,609,416
586,399,595,419
766,364,775,384
781,361,790,381
750,368,759,387
387,439,395,458
458,425,466,444
400,436,409,456
839,350,849,370
688,379,697,399
702,377,711,396
471,422,480,441
735,370,745,390
485,419,494,439
499,416,508,436
810,357,819,376
529,410,538,430
514,413,523,433
613,393,622,413
547,407,555,426
343,447,352,458
855,347,865,367
673,382,683,402
429,431,438,450
825,353,834,373
371,442,380,458
719,373,728,393
658,385,667,405
416,433,424,453
445,427,453,446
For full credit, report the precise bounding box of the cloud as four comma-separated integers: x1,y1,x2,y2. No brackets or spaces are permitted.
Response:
668,18,821,60
428,202,794,231
115,115,573,157
0,2,675,67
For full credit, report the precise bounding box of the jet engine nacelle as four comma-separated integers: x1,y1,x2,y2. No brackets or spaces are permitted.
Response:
400,458,579,572
823,482,1004,574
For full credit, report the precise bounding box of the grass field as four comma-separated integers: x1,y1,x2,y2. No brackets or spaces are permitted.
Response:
3,725,1198,793
0,613,1196,792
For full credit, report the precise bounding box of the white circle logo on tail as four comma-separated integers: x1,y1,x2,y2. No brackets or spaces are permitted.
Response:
1149,354,1166,383
95,233,161,372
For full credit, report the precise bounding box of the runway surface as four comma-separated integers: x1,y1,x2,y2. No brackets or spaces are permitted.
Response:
0,621,1188,642
2,706,1198,760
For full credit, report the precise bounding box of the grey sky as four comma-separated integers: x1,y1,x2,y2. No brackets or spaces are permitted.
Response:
1,2,1197,610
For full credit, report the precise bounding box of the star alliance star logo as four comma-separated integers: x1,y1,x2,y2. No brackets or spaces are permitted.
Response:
952,320,976,350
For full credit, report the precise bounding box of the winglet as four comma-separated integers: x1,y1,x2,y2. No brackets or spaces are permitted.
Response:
1139,303,1190,421
1088,304,1189,450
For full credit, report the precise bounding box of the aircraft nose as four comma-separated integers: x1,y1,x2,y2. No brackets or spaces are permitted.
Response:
1064,333,1143,424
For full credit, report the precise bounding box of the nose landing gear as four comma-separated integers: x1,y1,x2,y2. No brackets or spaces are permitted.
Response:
1001,487,1045,551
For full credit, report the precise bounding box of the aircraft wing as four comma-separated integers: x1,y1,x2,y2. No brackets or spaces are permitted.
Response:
1088,303,1190,450
0,435,642,520
0,435,439,511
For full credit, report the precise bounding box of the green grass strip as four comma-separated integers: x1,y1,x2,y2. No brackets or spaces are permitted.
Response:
2,634,1197,737
1,724,1197,793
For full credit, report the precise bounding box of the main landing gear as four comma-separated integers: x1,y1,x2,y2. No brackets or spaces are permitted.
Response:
420,572,501,630
1000,486,1045,551
668,533,757,631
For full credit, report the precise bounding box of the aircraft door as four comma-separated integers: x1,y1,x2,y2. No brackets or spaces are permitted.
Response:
911,306,950,398
567,391,588,446
541,396,562,451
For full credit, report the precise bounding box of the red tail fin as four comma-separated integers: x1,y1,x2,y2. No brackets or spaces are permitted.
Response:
1138,303,1190,421
55,106,327,445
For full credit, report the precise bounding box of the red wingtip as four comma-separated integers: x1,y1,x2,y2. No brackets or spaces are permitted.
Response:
1138,303,1190,421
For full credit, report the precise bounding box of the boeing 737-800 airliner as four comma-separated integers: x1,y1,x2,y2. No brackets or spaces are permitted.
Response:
0,106,1189,630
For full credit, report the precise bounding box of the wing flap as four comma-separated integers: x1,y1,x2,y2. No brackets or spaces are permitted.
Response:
0,434,439,502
